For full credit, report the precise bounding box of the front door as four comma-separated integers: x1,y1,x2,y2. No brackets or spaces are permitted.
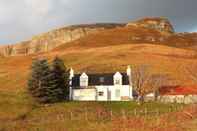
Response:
107,90,111,101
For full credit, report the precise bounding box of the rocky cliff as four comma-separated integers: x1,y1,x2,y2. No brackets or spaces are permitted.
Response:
127,17,175,34
1,17,195,57
0,23,124,56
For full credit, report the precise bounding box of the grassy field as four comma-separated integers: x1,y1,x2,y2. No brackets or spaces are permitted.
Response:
0,90,191,131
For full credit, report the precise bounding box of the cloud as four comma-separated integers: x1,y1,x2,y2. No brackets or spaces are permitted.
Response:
0,0,72,43
25,0,53,15
0,0,197,44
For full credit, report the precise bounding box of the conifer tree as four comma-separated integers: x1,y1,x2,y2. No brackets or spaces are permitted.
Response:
28,57,70,103
28,59,52,103
28,59,40,98
49,57,70,101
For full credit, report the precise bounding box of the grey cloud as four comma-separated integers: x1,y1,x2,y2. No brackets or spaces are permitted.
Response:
0,0,197,44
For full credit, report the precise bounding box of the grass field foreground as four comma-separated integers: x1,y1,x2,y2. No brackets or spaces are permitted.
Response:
0,91,194,131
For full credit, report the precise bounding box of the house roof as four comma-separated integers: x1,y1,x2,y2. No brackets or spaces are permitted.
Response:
71,73,129,87
160,86,197,95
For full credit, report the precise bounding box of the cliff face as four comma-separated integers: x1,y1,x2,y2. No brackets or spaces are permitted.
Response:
127,17,175,34
0,23,124,56
1,17,196,57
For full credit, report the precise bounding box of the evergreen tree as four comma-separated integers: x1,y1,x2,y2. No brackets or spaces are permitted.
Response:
28,59,52,103
28,59,40,98
49,57,70,102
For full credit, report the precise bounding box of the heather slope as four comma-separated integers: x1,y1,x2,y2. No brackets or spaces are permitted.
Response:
0,43,197,91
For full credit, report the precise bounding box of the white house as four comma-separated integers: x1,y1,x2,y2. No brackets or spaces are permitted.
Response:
69,66,133,101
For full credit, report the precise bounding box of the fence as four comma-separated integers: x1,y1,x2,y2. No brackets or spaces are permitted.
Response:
66,106,184,121
26,105,188,124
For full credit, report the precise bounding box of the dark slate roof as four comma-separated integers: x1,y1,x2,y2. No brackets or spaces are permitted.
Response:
71,73,129,87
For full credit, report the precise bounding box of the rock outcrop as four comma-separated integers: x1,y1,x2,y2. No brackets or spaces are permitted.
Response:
127,17,175,34
1,17,194,57
0,23,124,56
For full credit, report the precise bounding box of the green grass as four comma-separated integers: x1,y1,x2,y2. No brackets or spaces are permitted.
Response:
0,91,185,131
100,101,182,112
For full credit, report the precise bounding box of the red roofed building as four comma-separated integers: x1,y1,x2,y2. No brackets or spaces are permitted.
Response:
160,86,197,96
158,86,197,104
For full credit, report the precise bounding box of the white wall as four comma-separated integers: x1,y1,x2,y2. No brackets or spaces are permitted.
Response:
96,86,109,101
95,85,133,101
120,85,133,100
110,86,121,101
72,85,133,101
72,88,96,101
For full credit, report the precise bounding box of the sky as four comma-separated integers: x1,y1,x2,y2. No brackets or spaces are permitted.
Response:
0,0,197,44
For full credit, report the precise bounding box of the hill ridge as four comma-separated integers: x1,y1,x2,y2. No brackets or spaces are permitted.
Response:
0,17,197,57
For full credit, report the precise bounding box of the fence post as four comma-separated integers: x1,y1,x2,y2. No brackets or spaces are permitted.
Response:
58,113,63,121
144,108,147,116
168,107,171,113
134,109,137,116
70,111,73,121
85,107,88,121
97,110,100,121
121,109,126,120
156,108,159,116
110,110,113,121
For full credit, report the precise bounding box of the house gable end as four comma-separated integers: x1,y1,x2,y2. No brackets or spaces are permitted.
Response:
80,73,88,87
113,72,122,85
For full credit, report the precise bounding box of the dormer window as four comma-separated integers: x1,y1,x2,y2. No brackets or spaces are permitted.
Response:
99,77,105,83
80,73,88,87
113,72,122,85
115,79,120,85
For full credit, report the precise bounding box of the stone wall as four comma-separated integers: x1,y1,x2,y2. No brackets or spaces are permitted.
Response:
158,95,197,104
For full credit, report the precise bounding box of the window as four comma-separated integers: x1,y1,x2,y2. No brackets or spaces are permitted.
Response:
115,79,120,85
113,72,122,85
98,91,104,96
99,77,105,83
115,89,120,98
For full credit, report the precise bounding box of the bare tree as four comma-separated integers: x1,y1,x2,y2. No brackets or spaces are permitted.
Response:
148,74,170,100
131,65,169,102
131,65,151,102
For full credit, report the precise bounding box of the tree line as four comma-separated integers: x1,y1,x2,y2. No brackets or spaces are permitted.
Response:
27,57,70,103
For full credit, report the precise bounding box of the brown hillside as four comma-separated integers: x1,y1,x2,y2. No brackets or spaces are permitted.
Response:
0,17,197,91
0,42,197,91
1,17,197,57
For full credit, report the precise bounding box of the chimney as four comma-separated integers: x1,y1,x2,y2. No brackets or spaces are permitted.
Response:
69,68,74,79
69,68,74,100
127,65,131,76
127,65,133,99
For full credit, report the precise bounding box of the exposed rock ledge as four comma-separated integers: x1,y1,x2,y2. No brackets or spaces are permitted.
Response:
0,23,124,56
0,17,176,57
127,17,175,34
